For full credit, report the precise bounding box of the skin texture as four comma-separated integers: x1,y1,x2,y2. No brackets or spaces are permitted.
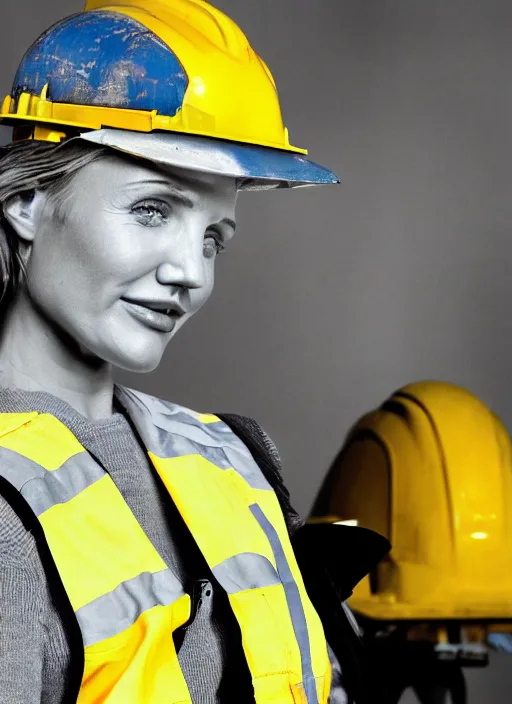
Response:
0,152,238,420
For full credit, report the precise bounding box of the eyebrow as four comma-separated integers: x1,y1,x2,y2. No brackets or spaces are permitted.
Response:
125,178,237,232
124,179,195,208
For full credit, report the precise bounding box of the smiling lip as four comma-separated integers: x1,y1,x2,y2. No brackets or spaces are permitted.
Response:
121,298,183,333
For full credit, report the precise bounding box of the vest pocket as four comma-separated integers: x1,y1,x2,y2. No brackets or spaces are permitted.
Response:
290,675,327,704
81,603,193,703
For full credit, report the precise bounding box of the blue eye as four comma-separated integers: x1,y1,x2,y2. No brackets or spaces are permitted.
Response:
203,233,225,259
131,199,171,227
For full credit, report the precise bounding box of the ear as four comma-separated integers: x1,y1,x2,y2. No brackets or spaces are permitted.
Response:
2,190,48,244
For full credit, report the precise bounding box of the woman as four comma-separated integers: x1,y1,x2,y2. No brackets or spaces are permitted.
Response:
0,1,372,702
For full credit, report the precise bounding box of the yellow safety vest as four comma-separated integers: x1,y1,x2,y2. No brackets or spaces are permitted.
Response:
0,386,331,703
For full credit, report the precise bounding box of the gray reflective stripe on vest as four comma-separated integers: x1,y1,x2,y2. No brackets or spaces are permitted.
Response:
24,453,104,516
155,426,234,470
0,446,47,490
117,387,272,490
211,553,280,593
0,446,104,515
342,602,361,637
250,504,319,704
76,568,186,647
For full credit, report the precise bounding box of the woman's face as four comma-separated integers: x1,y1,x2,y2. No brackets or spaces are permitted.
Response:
20,154,238,372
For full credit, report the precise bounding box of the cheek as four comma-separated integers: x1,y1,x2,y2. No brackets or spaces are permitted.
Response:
193,265,216,310
36,211,136,281
26,219,111,308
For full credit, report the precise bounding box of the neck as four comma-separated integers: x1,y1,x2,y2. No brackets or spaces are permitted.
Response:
0,293,115,421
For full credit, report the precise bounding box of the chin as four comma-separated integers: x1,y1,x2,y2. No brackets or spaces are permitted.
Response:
92,336,166,374
109,347,164,374
114,356,162,374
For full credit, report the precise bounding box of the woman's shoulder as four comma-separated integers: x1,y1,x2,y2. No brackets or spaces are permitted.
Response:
117,386,304,526
121,386,283,473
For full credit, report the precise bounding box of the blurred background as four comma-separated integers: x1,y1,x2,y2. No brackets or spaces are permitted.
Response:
2,1,512,700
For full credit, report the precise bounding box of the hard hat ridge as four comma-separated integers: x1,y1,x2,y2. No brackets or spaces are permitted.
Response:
85,0,253,58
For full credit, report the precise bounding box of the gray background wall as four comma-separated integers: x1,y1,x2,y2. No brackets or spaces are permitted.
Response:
1,1,512,701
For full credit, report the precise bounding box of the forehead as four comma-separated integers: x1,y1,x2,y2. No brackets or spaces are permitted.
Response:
81,151,238,203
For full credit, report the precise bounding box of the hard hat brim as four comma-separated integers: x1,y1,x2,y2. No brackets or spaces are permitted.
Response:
75,129,340,190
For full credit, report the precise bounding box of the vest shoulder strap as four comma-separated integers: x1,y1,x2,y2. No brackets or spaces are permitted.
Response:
216,412,390,704
216,413,304,536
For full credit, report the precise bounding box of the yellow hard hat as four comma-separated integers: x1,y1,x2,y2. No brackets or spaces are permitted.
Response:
311,380,512,622
0,0,339,189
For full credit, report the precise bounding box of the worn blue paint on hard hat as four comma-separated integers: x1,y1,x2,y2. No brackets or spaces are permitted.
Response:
226,142,340,186
12,10,188,115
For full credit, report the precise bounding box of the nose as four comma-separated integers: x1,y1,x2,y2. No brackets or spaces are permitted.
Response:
155,226,206,290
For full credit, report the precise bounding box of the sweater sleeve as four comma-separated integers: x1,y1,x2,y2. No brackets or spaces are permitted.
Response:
0,494,46,704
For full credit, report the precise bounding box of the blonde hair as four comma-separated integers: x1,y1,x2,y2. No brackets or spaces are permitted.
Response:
0,140,110,315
